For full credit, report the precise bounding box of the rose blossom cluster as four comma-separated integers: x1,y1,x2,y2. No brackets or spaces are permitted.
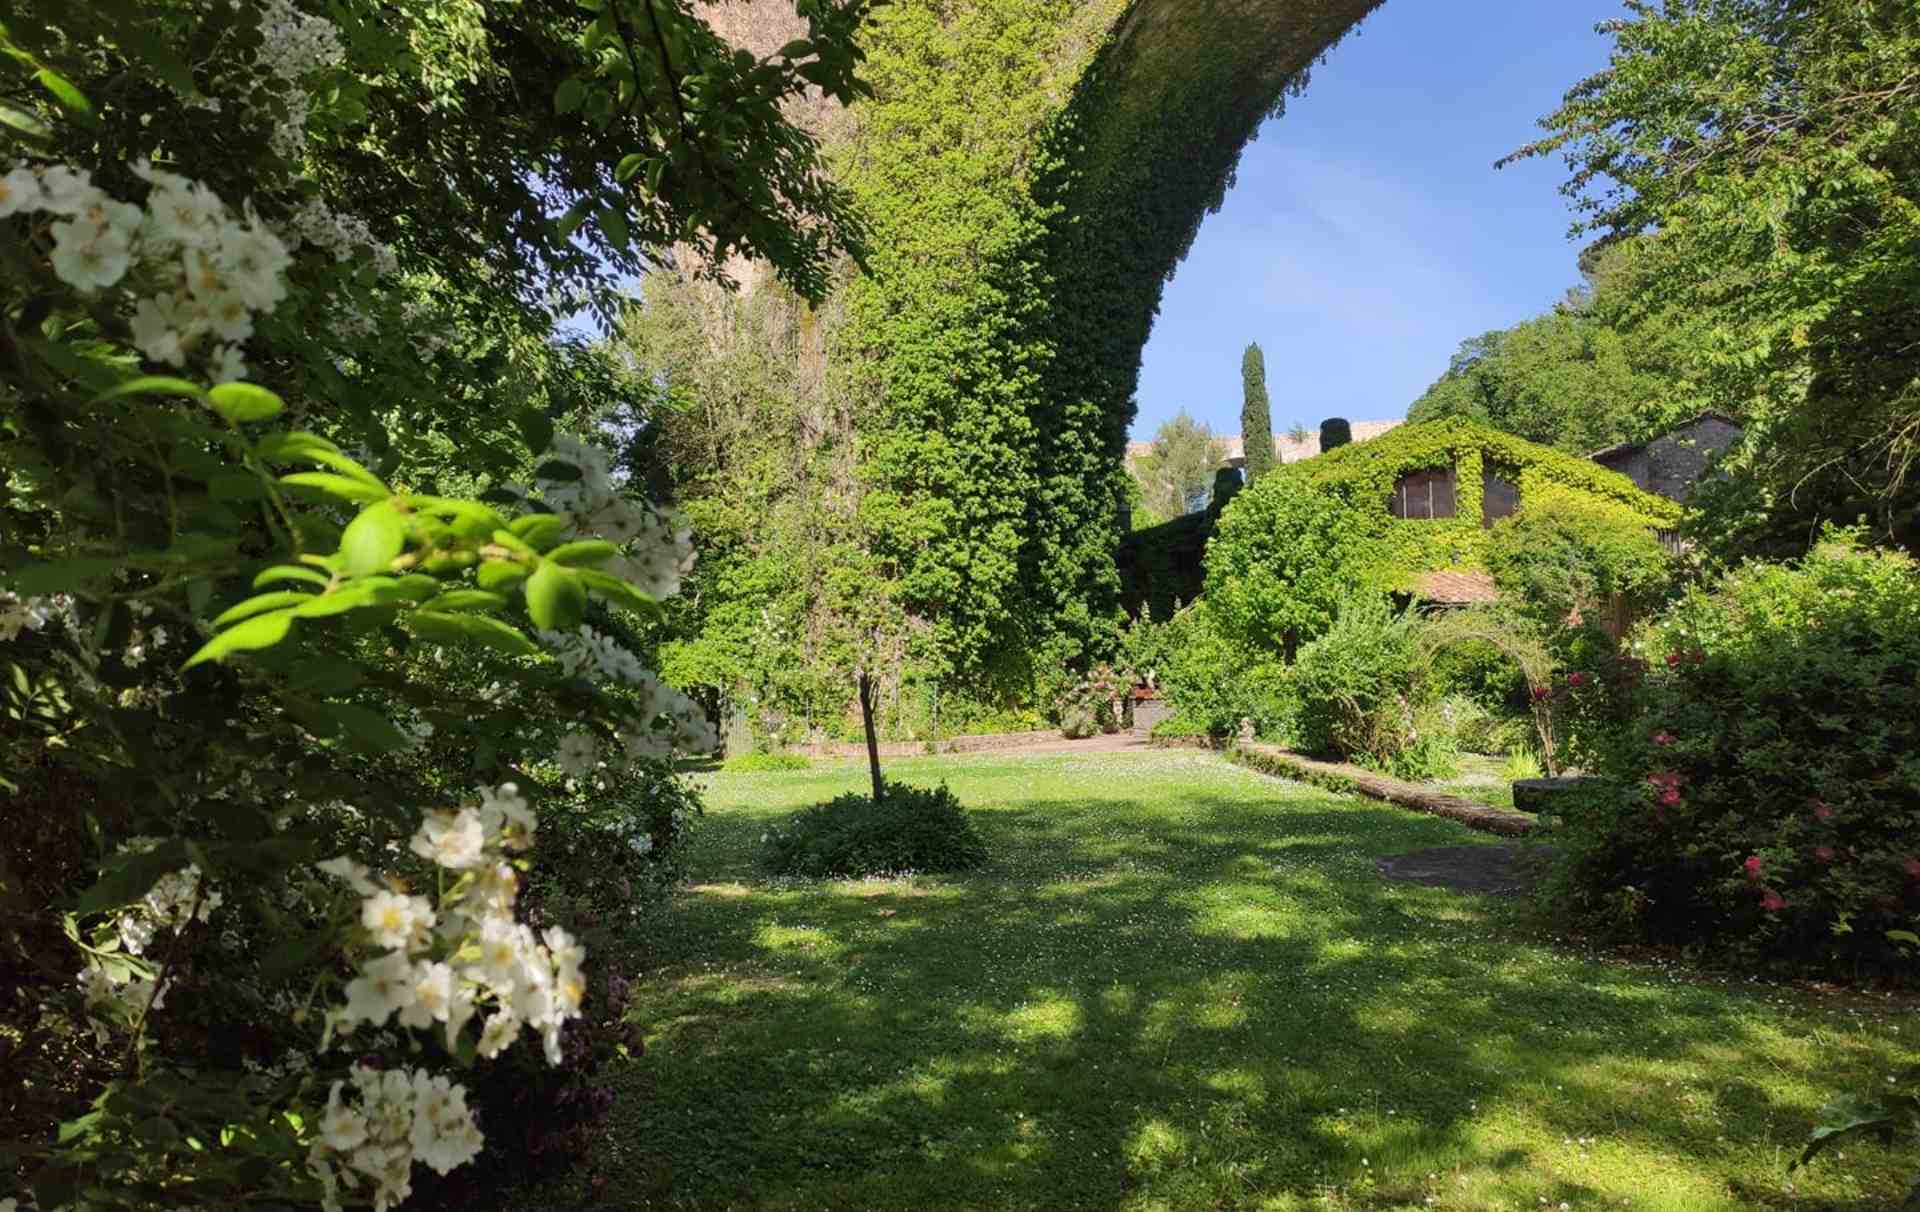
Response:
309,783,584,1205
73,839,222,1036
309,1065,482,1212
0,160,291,380
516,433,718,769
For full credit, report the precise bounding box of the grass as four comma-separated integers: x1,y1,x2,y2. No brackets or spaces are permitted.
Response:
1432,753,1519,812
559,752,1916,1210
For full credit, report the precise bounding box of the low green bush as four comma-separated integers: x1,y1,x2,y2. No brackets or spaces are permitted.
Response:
1155,602,1297,739
763,783,989,878
1485,494,1672,631
1546,534,1920,978
722,751,812,772
1290,598,1430,768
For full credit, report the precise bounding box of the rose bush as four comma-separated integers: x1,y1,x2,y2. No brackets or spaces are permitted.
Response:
1545,533,1920,978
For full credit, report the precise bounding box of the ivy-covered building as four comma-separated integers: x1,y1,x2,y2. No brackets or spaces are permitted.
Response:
1120,416,1682,616
1281,416,1683,600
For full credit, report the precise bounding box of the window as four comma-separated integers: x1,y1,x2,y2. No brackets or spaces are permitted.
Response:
1481,466,1520,527
1389,466,1456,520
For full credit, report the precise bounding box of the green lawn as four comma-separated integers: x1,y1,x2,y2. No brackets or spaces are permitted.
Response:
565,752,1916,1210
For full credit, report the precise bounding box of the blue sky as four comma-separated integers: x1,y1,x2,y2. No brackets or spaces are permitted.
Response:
1129,1,1628,444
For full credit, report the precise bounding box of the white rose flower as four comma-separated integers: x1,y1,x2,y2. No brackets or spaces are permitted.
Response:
36,165,100,215
555,731,597,777
341,950,417,1027
398,960,453,1029
408,807,485,870
360,890,434,951
48,215,134,289
0,166,42,217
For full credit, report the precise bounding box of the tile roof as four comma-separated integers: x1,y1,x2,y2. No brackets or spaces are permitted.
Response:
1414,569,1500,604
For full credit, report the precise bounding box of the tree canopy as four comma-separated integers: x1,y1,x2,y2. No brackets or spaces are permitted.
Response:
1240,342,1275,482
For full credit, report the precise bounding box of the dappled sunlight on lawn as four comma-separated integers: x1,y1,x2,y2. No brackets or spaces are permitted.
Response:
544,752,1916,1212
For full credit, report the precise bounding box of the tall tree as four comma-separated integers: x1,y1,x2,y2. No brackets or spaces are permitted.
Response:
1508,0,1920,552
1240,342,1276,482
1320,417,1353,452
1131,411,1221,519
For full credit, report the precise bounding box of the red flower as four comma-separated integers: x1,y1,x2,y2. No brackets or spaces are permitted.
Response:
1760,890,1786,913
1743,855,1764,881
1691,648,1706,664
1567,671,1588,687
1652,731,1675,746
1531,686,1551,701
1809,799,1834,822
1665,652,1683,667
1659,788,1682,806
1811,846,1836,864
1904,859,1920,880
1646,770,1682,790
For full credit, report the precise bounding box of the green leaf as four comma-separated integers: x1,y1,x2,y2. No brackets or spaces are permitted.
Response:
418,589,508,612
35,68,92,116
74,842,190,914
509,513,570,551
614,152,648,183
182,609,296,668
92,375,205,405
476,560,529,592
554,76,587,114
281,472,390,504
576,568,663,618
516,410,555,456
256,432,387,490
253,564,331,590
545,539,618,567
318,702,411,754
0,101,52,142
114,23,201,96
338,501,409,576
211,591,314,628
600,205,629,250
524,561,586,630
408,610,539,657
206,382,284,423
1795,1095,1894,1169
10,556,120,595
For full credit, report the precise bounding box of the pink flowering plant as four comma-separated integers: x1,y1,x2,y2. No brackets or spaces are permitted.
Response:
1544,533,1920,977
1056,662,1133,738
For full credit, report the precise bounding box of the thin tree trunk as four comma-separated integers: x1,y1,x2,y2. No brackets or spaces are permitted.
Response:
857,670,885,802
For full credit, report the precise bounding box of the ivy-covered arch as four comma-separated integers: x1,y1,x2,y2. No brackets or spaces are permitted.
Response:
651,0,1386,729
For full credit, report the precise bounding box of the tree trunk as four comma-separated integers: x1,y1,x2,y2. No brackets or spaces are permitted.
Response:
857,670,885,802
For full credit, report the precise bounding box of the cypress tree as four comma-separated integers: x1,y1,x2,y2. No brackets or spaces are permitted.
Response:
1320,416,1353,452
1240,342,1276,483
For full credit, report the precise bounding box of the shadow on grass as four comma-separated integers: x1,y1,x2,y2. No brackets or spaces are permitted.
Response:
551,762,1910,1212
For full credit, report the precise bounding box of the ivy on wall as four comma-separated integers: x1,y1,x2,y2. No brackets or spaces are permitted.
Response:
636,0,1386,738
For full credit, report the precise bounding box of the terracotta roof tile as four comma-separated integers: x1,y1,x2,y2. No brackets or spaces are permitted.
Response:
1415,569,1500,604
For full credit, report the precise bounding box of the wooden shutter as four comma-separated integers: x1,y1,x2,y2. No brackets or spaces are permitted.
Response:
1390,466,1456,520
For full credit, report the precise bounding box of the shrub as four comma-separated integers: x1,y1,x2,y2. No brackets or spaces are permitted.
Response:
1055,663,1130,738
1546,534,1920,977
1485,494,1672,632
763,783,989,878
1289,598,1431,768
1203,472,1388,658
722,751,811,772
1156,602,1297,739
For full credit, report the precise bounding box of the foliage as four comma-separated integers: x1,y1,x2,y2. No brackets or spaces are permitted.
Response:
1418,608,1560,772
1510,0,1920,555
1319,417,1352,452
761,782,988,879
1545,535,1920,977
1239,342,1275,483
722,751,813,772
1287,597,1434,771
1131,409,1221,520
1407,241,1708,454
0,0,850,1203
1203,468,1385,658
1154,602,1294,740
1485,494,1673,631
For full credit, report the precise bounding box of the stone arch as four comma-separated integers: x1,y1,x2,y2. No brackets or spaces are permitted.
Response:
650,0,1385,703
